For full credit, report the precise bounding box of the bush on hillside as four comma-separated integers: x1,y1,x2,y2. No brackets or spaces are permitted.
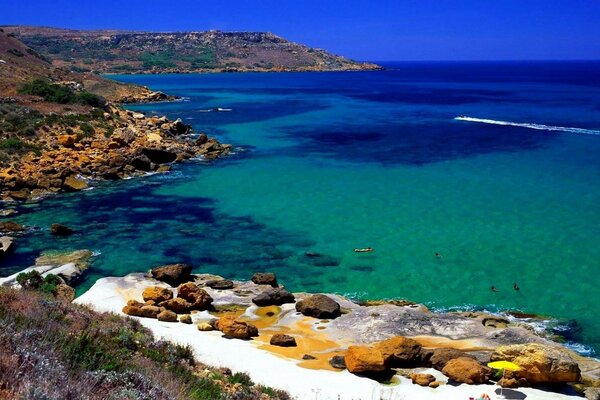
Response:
18,79,106,107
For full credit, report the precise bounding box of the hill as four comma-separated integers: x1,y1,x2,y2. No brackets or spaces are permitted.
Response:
1,26,382,74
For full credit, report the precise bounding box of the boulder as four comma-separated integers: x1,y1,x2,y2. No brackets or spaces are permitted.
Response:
139,305,162,318
270,334,297,347
295,294,341,319
205,279,234,290
51,223,74,236
195,133,208,145
251,272,278,287
63,175,88,191
410,373,436,387
130,155,152,171
374,336,422,367
179,314,193,324
329,355,347,369
150,263,193,286
215,317,259,339
0,221,25,233
177,282,213,310
423,347,475,370
303,354,317,360
157,310,178,322
141,148,177,164
344,345,386,374
159,297,193,314
197,322,214,331
442,357,492,384
0,236,14,258
490,343,581,385
57,134,77,147
252,287,295,306
122,305,143,317
54,283,75,302
142,286,174,303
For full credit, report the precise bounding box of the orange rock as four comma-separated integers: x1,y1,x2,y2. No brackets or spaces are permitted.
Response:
374,336,422,366
58,134,77,147
410,373,436,386
215,316,259,339
442,357,492,384
344,345,386,373
142,286,173,303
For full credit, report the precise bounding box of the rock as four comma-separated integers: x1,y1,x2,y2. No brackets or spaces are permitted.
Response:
303,354,317,360
157,310,178,322
423,347,475,370
177,282,213,310
270,334,297,347
429,381,441,388
159,297,193,313
373,336,422,367
252,287,295,306
122,305,143,317
329,355,347,369
205,279,234,290
142,286,174,303
54,283,75,302
442,357,492,384
491,343,581,385
156,165,171,173
130,155,152,171
344,345,386,374
51,223,74,236
585,387,600,400
132,112,145,119
179,314,193,324
483,317,509,329
141,148,177,164
150,263,193,286
57,134,77,147
410,373,436,386
197,322,214,331
295,294,341,319
0,221,25,233
215,317,259,339
498,377,520,388
251,272,278,287
140,305,162,318
63,175,88,191
0,236,14,258
195,133,208,145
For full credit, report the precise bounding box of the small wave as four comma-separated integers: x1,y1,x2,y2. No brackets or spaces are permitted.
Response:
91,250,102,257
455,116,600,135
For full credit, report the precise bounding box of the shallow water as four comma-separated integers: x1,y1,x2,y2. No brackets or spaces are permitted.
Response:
2,61,600,354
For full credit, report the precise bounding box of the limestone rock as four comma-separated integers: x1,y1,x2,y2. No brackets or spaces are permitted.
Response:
51,223,74,236
159,297,193,314
491,343,581,385
410,373,436,386
177,282,213,310
142,286,174,303
151,263,193,286
215,317,259,339
157,310,178,322
140,305,162,318
251,272,278,287
442,357,492,384
295,294,341,319
270,334,297,347
0,236,14,258
197,322,214,331
179,314,193,324
122,305,143,317
344,345,386,374
252,287,295,306
63,175,88,191
374,336,422,367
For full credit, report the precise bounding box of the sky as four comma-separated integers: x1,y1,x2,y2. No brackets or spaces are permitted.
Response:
1,0,599,61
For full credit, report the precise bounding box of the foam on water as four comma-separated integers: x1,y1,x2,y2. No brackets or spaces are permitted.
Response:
455,116,600,135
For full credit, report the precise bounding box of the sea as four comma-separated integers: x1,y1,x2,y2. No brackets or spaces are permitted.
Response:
2,61,599,355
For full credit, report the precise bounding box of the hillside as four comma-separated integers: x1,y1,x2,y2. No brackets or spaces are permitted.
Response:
1,26,382,74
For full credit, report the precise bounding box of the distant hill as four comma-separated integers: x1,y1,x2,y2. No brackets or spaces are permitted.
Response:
1,26,382,74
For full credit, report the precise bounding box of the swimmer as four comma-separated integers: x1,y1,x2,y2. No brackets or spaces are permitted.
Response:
354,247,374,253
513,283,520,291
491,286,499,292
435,252,442,258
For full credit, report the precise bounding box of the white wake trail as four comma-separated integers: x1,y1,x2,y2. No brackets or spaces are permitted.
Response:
455,116,600,135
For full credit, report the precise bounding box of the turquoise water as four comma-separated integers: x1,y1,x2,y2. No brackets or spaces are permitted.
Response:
2,62,599,354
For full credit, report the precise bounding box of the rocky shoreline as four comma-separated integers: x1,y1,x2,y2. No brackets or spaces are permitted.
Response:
64,264,599,400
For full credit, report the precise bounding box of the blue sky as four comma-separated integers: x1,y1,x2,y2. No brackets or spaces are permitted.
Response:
1,0,598,61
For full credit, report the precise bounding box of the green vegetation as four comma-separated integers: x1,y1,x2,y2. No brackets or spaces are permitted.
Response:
0,288,290,399
16,270,61,296
140,51,177,69
7,48,25,57
18,79,106,107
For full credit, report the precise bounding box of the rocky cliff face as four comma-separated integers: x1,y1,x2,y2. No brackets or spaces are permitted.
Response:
2,26,382,74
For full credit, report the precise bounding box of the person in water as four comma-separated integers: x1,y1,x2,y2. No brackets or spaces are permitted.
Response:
435,252,442,258
354,247,374,253
491,286,499,292
513,283,520,291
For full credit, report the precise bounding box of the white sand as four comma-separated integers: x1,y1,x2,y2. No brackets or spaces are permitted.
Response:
76,276,581,400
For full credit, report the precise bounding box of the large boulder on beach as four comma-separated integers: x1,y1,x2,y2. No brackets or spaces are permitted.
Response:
251,272,278,287
374,336,422,367
422,347,475,370
159,297,192,314
410,373,436,387
252,287,295,306
157,310,178,322
215,317,259,339
295,294,341,319
142,286,173,303
270,334,297,347
177,282,213,310
344,345,386,374
442,357,492,384
491,343,581,385
151,263,193,286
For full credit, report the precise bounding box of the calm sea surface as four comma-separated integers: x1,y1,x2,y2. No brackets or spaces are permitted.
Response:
2,62,600,354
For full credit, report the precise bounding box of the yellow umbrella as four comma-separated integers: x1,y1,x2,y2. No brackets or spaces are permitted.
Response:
487,361,521,399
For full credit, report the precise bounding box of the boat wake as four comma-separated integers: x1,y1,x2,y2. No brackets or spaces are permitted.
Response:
455,116,600,135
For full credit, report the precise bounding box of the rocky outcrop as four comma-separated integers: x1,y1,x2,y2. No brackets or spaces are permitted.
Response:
54,283,76,302
251,272,278,287
215,317,259,339
295,294,341,319
177,282,213,310
1,249,92,285
270,334,297,347
344,345,386,374
150,263,193,286
252,287,295,306
373,336,422,367
159,297,192,313
63,175,89,191
491,343,581,385
142,286,173,303
50,223,73,236
442,357,492,384
0,221,25,233
205,279,234,290
422,347,475,370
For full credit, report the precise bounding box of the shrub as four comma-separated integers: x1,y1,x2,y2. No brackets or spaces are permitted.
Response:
15,271,60,295
0,137,25,150
18,79,106,107
79,123,95,137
